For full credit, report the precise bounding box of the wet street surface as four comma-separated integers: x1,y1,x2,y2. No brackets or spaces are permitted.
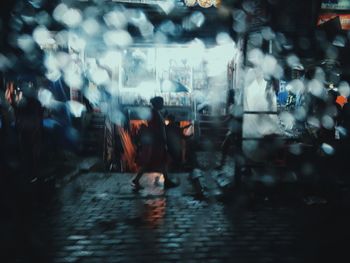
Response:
2,169,350,263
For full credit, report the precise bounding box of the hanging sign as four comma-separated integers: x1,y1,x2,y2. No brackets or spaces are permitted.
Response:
318,13,350,30
321,0,350,10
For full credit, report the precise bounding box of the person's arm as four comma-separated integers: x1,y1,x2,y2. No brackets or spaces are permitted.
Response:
180,123,192,130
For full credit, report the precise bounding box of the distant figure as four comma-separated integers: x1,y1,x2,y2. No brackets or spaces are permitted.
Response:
217,103,241,169
132,96,178,190
165,114,192,169
216,89,240,168
14,83,43,182
316,90,339,144
342,102,350,139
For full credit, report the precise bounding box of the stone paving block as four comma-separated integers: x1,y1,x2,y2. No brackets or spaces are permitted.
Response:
64,245,85,251
70,250,94,257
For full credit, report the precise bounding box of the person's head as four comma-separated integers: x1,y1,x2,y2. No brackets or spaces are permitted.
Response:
150,96,164,110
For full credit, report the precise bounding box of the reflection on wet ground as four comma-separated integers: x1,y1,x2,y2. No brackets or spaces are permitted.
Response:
2,171,350,263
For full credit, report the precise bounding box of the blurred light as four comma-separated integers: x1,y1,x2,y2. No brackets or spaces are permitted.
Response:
308,79,324,98
109,109,126,126
294,107,307,121
55,52,70,70
338,81,350,97
17,34,35,52
261,54,278,78
160,20,177,35
69,35,86,52
46,69,61,82
135,80,159,99
314,67,326,83
67,100,86,117
307,116,320,129
287,54,301,68
154,31,168,44
99,51,121,71
82,18,100,36
247,48,263,66
62,8,82,28
198,0,212,8
242,0,257,14
103,30,133,47
140,21,155,38
321,143,335,155
186,38,205,66
232,8,246,21
279,111,295,130
91,68,110,85
233,21,247,33
184,0,197,7
28,0,43,8
53,4,68,23
38,88,54,107
249,32,263,47
21,15,36,25
321,115,334,129
189,11,205,27
55,30,69,47
333,35,346,47
261,27,275,40
84,85,101,106
127,9,147,26
206,44,236,76
44,53,61,81
33,26,55,47
63,65,83,89
216,32,234,46
158,0,175,14
0,54,11,70
35,11,51,26
104,10,127,29
286,79,304,94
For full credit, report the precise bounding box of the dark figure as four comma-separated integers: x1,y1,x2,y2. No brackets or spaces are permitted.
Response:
132,96,178,189
315,91,340,144
14,85,43,182
165,114,192,170
342,103,350,137
217,105,241,168
0,97,7,173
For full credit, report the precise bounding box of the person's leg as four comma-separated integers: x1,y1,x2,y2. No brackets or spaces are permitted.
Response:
218,134,232,168
163,169,179,188
132,168,145,189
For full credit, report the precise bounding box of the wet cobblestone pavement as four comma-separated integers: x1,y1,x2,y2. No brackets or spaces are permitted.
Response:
3,169,350,263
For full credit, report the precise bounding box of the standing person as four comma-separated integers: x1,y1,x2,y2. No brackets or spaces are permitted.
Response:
15,82,43,182
216,93,242,169
216,105,236,169
132,96,178,190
